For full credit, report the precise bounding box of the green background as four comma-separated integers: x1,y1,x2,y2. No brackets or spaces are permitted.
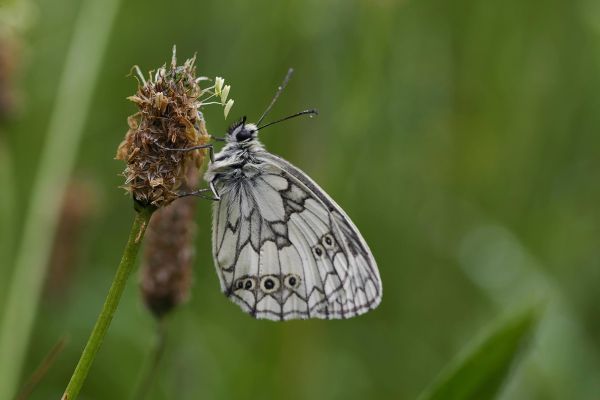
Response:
2,0,600,398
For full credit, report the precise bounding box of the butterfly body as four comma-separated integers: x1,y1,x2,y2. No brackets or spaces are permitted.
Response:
204,119,382,321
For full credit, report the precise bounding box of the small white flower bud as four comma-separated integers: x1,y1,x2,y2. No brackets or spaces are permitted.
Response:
224,99,234,119
221,85,230,103
215,76,224,96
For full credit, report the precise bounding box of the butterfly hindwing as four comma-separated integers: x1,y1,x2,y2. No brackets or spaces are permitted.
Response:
211,153,382,320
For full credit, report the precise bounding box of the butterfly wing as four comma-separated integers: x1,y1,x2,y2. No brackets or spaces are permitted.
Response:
211,153,382,320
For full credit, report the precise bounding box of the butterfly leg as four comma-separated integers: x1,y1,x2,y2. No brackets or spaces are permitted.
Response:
155,142,215,163
209,181,220,200
177,181,220,201
178,188,217,201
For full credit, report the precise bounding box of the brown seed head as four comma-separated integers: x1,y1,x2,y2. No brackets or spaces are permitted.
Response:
116,49,209,207
0,36,21,120
45,177,100,301
140,166,199,318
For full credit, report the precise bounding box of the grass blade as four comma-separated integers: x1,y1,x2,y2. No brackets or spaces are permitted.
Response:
0,0,122,397
418,306,542,400
0,143,15,281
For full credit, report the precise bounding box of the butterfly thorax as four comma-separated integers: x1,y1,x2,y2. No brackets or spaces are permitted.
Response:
204,124,267,184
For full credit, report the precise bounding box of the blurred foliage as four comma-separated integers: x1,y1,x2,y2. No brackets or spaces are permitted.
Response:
419,307,540,400
1,0,600,399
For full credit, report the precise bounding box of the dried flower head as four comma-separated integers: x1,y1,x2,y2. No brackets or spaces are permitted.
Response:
0,36,22,121
0,0,35,117
116,47,222,208
45,178,99,300
140,166,199,318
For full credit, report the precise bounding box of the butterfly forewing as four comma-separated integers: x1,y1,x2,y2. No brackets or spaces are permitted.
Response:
209,148,382,320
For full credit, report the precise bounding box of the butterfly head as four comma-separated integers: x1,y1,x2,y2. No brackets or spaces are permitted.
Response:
227,116,258,143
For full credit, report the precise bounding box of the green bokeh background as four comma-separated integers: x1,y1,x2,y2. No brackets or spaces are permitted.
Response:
2,0,600,398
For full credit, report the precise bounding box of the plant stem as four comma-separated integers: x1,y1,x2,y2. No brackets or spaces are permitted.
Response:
131,319,167,400
15,336,67,400
0,142,16,281
62,207,154,400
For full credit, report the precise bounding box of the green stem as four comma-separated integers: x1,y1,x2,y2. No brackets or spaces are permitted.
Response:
0,142,16,282
62,207,154,400
131,319,167,400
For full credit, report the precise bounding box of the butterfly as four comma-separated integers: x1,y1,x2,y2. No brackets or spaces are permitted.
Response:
197,70,382,320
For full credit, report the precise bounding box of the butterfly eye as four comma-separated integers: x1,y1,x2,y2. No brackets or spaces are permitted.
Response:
284,274,301,289
313,244,325,258
260,275,280,293
236,128,254,142
322,234,335,249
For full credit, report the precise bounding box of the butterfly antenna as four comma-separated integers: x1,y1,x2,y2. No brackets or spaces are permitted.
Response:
256,68,294,126
256,109,318,131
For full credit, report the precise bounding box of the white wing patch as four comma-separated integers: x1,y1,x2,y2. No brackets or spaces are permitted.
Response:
210,156,382,320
